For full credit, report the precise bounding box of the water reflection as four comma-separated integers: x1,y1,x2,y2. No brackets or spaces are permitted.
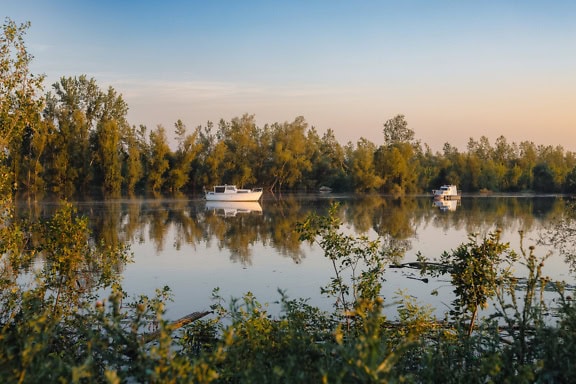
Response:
205,201,263,217
433,199,459,212
14,194,571,268
13,194,576,319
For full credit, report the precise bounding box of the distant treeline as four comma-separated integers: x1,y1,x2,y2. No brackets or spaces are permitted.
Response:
3,19,576,198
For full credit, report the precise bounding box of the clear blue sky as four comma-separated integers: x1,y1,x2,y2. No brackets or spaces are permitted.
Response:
3,1,576,151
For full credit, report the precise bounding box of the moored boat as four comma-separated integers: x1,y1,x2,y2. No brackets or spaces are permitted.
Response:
205,185,263,201
432,184,460,200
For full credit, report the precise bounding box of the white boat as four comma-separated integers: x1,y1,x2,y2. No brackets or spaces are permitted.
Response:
432,184,460,200
205,201,263,217
205,185,263,201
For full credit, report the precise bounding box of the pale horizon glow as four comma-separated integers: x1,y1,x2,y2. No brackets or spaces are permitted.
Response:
3,1,576,152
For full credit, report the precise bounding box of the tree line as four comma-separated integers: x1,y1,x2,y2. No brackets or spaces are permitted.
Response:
3,18,576,199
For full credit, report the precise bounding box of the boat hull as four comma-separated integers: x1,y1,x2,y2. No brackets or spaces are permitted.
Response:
205,190,263,202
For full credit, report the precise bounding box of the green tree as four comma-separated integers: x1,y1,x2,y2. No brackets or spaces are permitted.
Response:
517,141,537,191
147,125,171,192
122,124,144,194
92,86,130,195
195,121,227,188
95,119,122,194
168,119,201,192
564,166,576,194
347,138,383,192
220,114,260,187
377,144,419,196
308,128,347,190
536,145,575,193
422,230,517,335
432,143,464,189
382,114,414,146
378,115,421,195
269,116,312,191
0,18,45,195
16,121,44,193
42,75,105,195
532,163,555,193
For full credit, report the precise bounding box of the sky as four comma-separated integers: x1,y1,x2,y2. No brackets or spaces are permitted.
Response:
3,1,576,152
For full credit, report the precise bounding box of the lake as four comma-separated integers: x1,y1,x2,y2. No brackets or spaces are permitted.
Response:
15,193,576,321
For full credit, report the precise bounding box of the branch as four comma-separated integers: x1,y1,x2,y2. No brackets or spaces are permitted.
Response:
141,310,212,344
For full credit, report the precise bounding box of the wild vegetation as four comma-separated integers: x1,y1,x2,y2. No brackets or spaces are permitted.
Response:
2,17,576,383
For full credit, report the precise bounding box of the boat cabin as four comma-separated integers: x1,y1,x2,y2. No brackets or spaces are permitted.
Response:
432,185,460,200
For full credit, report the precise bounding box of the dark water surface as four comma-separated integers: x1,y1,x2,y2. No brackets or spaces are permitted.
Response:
15,193,576,320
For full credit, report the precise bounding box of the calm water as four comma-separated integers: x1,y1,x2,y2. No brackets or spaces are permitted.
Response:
16,193,576,320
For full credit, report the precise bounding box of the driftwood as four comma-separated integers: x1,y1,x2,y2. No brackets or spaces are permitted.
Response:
389,261,451,271
141,310,212,344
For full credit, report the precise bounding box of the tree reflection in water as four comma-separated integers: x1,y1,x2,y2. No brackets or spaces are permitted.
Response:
14,194,571,267
12,194,575,317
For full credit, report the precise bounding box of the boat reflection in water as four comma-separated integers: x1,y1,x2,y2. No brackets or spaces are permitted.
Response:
205,201,263,217
433,199,459,212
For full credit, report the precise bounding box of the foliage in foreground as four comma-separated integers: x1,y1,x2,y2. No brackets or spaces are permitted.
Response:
1,201,576,383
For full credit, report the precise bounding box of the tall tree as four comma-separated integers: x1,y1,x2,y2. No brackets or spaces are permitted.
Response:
0,18,45,195
147,125,171,192
347,138,383,192
221,114,259,187
378,115,420,195
269,116,312,191
306,128,346,190
122,125,144,194
382,114,414,147
167,119,201,192
94,119,122,194
43,75,104,194
92,86,128,195
518,141,537,191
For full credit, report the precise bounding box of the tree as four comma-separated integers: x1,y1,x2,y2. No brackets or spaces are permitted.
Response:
564,166,576,194
122,125,144,194
306,128,347,190
518,141,538,191
378,115,421,195
42,75,105,194
382,114,414,147
532,163,555,193
425,230,517,335
95,119,122,194
92,86,128,195
0,18,45,195
147,125,171,192
269,116,312,191
220,114,260,187
167,119,201,192
377,143,419,195
347,138,383,192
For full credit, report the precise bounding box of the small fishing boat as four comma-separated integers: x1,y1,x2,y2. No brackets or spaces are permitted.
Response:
432,185,460,200
205,185,263,201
